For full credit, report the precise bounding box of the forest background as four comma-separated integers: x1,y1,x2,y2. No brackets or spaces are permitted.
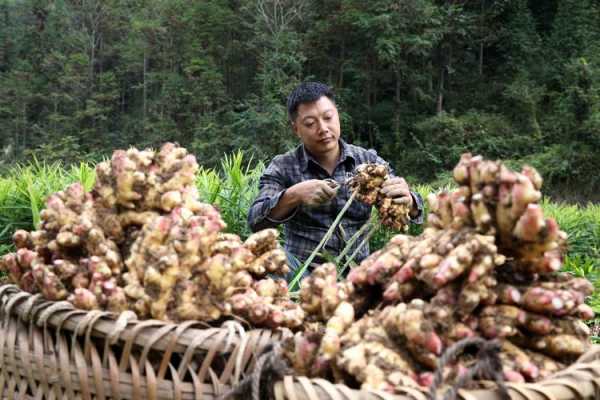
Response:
0,0,599,201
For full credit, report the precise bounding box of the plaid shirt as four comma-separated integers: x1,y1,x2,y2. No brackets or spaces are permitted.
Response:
247,140,424,266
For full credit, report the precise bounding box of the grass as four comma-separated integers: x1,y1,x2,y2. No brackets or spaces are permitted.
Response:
539,198,600,314
541,199,600,261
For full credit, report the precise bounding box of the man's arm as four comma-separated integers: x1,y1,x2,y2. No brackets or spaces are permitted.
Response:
247,162,295,232
247,163,339,232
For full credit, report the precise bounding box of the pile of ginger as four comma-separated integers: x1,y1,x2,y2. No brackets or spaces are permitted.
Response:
0,143,303,329
284,154,595,393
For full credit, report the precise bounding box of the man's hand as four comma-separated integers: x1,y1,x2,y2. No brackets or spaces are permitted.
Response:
289,179,339,207
267,179,338,221
380,177,414,209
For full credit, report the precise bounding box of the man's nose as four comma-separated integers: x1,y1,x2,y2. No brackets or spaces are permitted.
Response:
317,119,329,134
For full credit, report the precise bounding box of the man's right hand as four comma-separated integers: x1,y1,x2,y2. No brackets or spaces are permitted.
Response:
267,179,339,221
288,179,339,207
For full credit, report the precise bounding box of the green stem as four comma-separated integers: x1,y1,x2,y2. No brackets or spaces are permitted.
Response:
338,223,378,277
288,191,357,291
335,216,375,265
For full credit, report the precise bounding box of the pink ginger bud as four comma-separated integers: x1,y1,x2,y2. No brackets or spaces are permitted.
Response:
12,230,31,249
16,248,36,268
513,204,545,242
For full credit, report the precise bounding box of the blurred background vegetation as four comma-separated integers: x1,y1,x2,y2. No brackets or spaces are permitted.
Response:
0,0,599,201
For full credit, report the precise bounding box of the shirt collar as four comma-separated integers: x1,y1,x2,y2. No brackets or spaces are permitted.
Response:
298,139,355,172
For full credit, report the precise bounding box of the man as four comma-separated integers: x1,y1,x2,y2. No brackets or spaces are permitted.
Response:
247,82,423,279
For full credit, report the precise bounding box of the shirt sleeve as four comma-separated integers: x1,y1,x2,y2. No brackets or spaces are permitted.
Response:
247,160,298,232
366,149,425,225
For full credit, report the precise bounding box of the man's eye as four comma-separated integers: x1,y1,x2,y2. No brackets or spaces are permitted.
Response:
305,122,314,127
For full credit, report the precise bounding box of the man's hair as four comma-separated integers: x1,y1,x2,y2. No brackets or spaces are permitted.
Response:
287,82,335,122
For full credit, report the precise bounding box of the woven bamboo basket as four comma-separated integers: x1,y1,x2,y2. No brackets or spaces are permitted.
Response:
0,284,287,399
1,284,599,400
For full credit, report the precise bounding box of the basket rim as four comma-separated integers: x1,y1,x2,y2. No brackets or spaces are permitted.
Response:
0,284,286,357
270,345,600,400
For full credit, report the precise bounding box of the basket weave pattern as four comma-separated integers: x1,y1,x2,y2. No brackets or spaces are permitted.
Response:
0,284,283,399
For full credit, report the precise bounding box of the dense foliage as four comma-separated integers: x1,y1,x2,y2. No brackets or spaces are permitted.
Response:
1,0,599,199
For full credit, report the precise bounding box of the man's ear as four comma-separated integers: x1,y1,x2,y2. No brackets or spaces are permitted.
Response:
291,121,300,138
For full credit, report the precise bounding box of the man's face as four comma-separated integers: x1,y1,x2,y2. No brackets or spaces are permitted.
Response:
292,96,341,157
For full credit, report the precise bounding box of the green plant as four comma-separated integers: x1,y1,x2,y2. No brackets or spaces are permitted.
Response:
288,191,358,291
517,145,600,198
196,151,264,239
0,243,11,258
541,198,600,262
22,136,91,166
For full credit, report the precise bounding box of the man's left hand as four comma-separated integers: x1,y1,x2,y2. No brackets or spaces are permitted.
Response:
380,177,413,209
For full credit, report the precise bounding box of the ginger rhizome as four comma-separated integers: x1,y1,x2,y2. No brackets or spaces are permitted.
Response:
0,143,302,328
283,154,595,394
348,163,412,231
